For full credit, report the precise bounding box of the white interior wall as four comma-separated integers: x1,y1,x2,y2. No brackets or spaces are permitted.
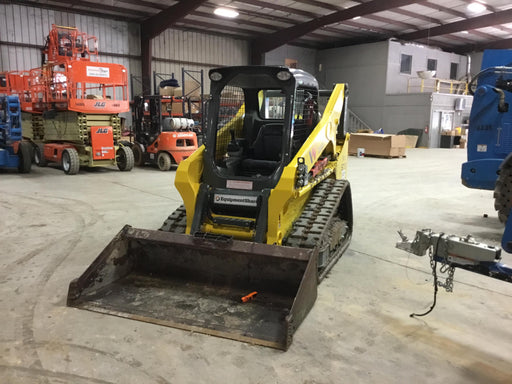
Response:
316,39,473,147
386,40,469,94
469,51,484,76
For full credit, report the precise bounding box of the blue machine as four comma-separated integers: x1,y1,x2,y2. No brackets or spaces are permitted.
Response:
0,95,31,172
461,50,512,251
461,50,512,189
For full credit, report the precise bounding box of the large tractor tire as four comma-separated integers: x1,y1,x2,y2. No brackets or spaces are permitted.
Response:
157,152,172,171
117,146,134,171
62,148,80,175
494,160,512,223
132,143,145,166
34,143,47,167
17,141,32,173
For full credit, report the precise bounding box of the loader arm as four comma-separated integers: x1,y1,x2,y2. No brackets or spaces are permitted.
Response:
267,84,348,245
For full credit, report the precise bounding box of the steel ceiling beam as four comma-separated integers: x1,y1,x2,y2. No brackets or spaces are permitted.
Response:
453,37,512,54
8,0,139,22
292,0,504,43
140,0,207,95
40,0,152,17
397,8,512,41
199,3,364,40
419,1,467,19
233,0,318,19
421,1,512,34
114,0,168,12
141,0,208,40
251,0,423,58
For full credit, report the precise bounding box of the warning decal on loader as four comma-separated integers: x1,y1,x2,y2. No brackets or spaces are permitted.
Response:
214,194,258,207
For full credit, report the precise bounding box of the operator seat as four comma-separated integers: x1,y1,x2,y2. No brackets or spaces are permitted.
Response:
241,123,283,174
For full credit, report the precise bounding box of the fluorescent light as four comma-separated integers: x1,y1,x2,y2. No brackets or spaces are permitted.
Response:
461,30,469,34
467,2,486,14
352,16,361,20
214,7,239,18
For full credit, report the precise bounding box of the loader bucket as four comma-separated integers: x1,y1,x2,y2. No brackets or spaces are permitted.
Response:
67,226,318,350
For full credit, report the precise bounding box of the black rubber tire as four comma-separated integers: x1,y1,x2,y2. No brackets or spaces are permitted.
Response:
494,162,512,223
17,141,32,174
157,152,172,171
117,146,134,171
62,148,80,175
132,143,145,166
34,143,47,167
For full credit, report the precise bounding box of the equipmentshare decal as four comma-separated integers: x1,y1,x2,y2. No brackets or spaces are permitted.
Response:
86,66,110,78
214,194,257,207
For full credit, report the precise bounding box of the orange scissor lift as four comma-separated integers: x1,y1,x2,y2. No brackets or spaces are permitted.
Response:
0,25,133,174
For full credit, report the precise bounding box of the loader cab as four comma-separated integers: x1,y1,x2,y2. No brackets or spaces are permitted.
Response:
204,66,319,191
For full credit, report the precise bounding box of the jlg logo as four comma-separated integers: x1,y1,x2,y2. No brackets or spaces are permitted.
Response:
94,101,106,108
96,128,110,134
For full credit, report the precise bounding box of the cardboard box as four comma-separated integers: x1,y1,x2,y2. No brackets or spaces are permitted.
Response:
160,86,176,96
160,99,188,116
403,135,418,148
184,81,200,97
349,133,406,157
171,101,187,116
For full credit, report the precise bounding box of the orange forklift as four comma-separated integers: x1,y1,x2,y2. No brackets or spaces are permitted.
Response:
130,95,198,171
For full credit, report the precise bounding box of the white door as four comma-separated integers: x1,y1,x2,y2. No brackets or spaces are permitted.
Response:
430,111,441,148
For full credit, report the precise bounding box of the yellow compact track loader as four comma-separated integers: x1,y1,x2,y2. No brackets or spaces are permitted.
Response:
67,66,353,350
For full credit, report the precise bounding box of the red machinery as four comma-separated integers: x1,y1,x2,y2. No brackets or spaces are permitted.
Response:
0,24,133,174
131,95,198,170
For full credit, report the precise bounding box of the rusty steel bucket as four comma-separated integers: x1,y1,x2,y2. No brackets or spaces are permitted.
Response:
67,226,318,350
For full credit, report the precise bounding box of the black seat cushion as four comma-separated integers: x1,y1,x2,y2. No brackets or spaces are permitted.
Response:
253,124,282,161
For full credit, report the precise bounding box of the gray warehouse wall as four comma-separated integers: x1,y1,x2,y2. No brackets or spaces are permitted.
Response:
264,45,317,75
316,41,389,131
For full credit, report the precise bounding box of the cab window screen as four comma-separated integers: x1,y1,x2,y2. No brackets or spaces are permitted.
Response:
214,85,244,165
259,90,285,120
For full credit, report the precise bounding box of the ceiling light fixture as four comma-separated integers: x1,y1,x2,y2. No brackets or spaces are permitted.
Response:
214,7,239,18
352,16,361,20
461,30,469,34
466,2,487,14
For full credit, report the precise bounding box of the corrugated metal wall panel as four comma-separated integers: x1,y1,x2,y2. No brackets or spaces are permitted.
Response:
0,4,140,73
151,28,249,94
1,4,249,97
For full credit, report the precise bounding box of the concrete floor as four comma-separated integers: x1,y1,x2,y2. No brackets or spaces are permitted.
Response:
0,148,511,384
